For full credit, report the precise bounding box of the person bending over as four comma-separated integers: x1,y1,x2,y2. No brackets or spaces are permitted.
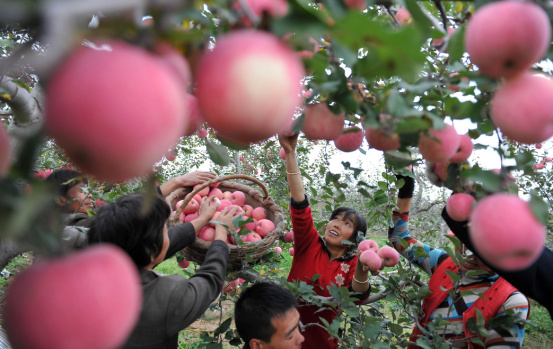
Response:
88,192,242,349
235,282,304,349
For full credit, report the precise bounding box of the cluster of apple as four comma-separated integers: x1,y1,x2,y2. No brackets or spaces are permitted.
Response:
176,184,276,245
357,239,400,273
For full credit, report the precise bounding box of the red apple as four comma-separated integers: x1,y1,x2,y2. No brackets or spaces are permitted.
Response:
234,0,288,26
432,27,455,49
244,232,262,243
465,0,550,78
209,188,224,200
252,207,267,221
344,0,367,11
536,143,543,149
223,278,245,294
283,230,294,243
45,40,185,182
446,193,476,221
184,213,198,223
333,126,364,152
274,246,282,254
279,147,286,160
33,170,46,180
289,247,295,256
222,191,232,200
469,193,545,271
230,190,246,207
4,245,141,349
302,103,345,141
195,30,304,145
534,163,545,170
418,124,460,162
365,127,400,151
255,219,275,237
242,218,257,232
377,246,400,268
154,42,192,92
217,199,233,212
491,73,553,144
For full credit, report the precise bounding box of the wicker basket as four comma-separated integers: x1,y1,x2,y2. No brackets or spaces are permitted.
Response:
165,174,284,271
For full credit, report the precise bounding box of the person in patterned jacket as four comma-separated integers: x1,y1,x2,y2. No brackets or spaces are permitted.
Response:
279,133,372,349
389,174,529,348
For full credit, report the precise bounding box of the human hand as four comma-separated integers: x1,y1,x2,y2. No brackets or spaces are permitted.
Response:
175,171,217,187
215,206,244,231
278,133,299,154
197,196,220,221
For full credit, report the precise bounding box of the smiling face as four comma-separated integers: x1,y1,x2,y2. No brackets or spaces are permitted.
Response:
61,182,94,214
456,244,492,274
324,212,356,249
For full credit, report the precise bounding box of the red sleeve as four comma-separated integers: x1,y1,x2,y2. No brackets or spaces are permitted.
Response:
290,204,320,256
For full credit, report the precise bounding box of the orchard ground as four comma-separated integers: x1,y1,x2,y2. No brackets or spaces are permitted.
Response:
1,231,551,348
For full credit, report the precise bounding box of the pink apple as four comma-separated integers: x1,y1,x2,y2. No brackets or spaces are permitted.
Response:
245,232,262,243
252,207,267,221
195,30,304,145
469,193,545,271
333,126,364,152
395,7,412,26
234,0,288,26
175,199,185,210
465,0,550,78
255,219,275,238
199,226,216,242
183,199,200,214
179,211,187,223
45,40,185,183
178,259,191,268
193,184,210,197
283,230,294,243
197,129,208,138
450,134,474,163
545,157,552,162
446,193,476,221
359,250,382,272
209,212,221,227
222,191,232,200
274,246,282,254
4,245,141,349
534,163,545,170
536,143,543,149
154,42,192,92
217,199,233,212
418,124,460,162
279,147,286,160
184,213,198,223
230,190,246,206
491,73,553,144
378,246,400,268
209,188,224,200
432,27,455,48
289,247,295,256
242,204,253,217
344,0,367,11
183,94,205,137
302,103,345,141
242,218,257,232
358,239,379,254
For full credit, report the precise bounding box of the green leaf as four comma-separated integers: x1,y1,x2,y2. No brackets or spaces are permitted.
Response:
387,90,409,117
445,270,460,284
529,190,549,225
448,25,465,62
388,322,404,336
206,140,230,166
416,337,433,349
363,321,381,339
214,317,233,336
404,0,433,37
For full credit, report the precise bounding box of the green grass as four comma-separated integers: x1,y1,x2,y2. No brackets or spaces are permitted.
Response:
525,300,553,348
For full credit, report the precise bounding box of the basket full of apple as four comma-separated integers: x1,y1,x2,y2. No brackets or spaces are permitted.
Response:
166,174,284,270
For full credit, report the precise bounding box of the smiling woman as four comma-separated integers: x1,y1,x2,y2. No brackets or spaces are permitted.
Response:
278,133,372,349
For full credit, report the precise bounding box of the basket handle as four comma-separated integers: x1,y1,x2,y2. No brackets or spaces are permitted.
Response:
171,174,269,224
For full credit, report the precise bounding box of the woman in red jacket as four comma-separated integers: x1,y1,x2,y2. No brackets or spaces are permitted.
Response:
279,133,372,349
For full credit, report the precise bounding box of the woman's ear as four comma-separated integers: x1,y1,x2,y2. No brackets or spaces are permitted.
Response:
54,195,67,207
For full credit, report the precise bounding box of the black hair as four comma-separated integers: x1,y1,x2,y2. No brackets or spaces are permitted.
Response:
88,193,171,268
45,169,88,196
329,207,367,245
235,282,299,348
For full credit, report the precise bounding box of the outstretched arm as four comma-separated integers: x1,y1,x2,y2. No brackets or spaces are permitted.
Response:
158,171,218,197
278,133,305,202
388,174,447,276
